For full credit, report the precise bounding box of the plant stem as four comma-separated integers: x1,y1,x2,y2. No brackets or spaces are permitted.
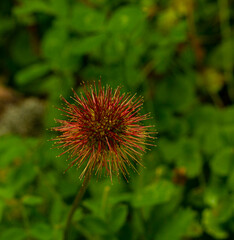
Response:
63,174,91,240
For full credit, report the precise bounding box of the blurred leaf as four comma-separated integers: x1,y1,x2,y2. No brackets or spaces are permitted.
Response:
108,6,144,34
154,208,195,240
68,34,106,56
211,148,233,176
198,68,224,93
12,162,37,193
41,26,68,66
201,124,224,155
228,170,234,190
159,138,182,163
204,185,224,208
49,0,68,17
73,208,83,222
13,0,54,16
160,137,202,177
108,204,128,233
221,125,234,146
186,220,203,238
81,216,108,235
103,35,126,63
0,228,26,240
176,138,202,178
0,187,14,200
152,45,175,73
131,211,145,237
71,4,105,32
57,178,78,198
0,136,39,167
209,39,233,71
188,105,220,130
22,195,43,206
202,209,228,239
0,17,15,34
131,180,176,207
156,75,195,111
49,198,65,224
125,67,145,88
170,20,187,43
83,199,102,218
30,222,53,240
10,31,37,66
221,105,234,124
16,62,50,86
157,8,178,31
0,199,4,222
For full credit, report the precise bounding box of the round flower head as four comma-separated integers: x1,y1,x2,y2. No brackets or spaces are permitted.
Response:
53,81,155,181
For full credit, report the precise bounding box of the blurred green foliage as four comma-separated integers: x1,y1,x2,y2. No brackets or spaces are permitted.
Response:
0,0,233,239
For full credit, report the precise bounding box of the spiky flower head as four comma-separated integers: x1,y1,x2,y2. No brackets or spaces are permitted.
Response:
52,81,155,181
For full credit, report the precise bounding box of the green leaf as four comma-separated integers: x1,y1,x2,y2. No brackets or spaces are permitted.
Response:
81,216,108,235
13,0,54,16
108,6,144,34
201,124,224,155
160,138,202,177
154,208,195,240
186,220,203,238
108,204,128,233
0,199,5,222
125,67,144,88
159,138,182,163
228,170,234,190
49,199,65,224
73,208,83,222
170,20,188,43
176,138,202,178
10,31,37,66
16,62,50,85
131,180,176,207
0,187,14,200
209,39,233,70
42,26,68,62
202,209,229,239
221,125,234,146
155,74,195,111
71,4,105,32
0,228,26,240
68,34,106,56
22,195,43,206
152,45,175,73
30,222,53,240
0,136,26,167
0,17,15,34
204,187,221,207
220,106,234,124
12,162,37,193
211,148,233,176
49,0,68,17
103,35,126,63
0,136,39,167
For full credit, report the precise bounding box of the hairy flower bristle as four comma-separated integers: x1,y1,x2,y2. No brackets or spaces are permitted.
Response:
52,81,155,181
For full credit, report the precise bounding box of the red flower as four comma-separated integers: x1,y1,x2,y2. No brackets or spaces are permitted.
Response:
53,81,155,181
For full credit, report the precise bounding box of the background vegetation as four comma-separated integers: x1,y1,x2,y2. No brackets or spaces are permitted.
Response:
0,0,233,239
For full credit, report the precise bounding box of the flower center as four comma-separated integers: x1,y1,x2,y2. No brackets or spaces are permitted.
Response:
87,110,124,150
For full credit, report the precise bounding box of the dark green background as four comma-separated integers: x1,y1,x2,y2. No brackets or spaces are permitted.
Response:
0,0,233,239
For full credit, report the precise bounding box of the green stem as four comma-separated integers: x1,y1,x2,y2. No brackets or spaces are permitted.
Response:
218,0,233,100
63,174,91,240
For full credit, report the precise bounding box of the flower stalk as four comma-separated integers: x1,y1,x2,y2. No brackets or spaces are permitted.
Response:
63,173,91,240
